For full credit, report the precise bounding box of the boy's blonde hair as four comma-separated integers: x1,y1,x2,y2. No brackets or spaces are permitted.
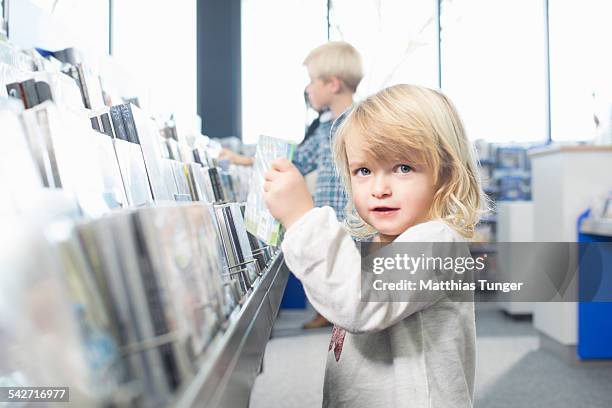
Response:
333,84,486,238
303,41,363,92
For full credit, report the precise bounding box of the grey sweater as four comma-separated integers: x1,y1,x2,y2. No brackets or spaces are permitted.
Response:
281,207,476,408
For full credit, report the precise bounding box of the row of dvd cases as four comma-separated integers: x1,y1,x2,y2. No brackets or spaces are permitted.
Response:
3,198,279,406
1,41,274,406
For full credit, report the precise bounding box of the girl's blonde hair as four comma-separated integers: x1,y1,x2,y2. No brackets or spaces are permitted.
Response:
333,84,486,238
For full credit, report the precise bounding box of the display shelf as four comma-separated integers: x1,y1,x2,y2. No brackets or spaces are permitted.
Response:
479,214,497,223
479,159,496,166
580,218,612,238
174,251,289,408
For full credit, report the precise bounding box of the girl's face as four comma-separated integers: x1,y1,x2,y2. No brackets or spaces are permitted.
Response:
345,132,436,243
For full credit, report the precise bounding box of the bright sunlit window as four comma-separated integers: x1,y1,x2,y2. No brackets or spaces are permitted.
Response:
9,0,109,57
549,0,612,142
440,0,548,143
329,0,438,99
112,0,197,120
241,0,328,145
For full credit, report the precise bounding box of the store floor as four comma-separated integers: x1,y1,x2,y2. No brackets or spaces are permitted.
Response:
250,303,612,408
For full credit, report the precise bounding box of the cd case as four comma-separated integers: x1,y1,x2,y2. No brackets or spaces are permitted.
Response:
0,109,43,216
245,135,296,246
113,138,154,207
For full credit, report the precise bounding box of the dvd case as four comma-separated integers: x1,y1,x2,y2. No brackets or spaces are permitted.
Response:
107,210,182,403
159,135,172,159
63,63,103,110
186,162,206,201
81,64,105,110
88,130,129,209
20,109,56,188
77,217,148,386
98,110,116,138
134,206,213,359
181,204,228,322
176,205,226,346
113,138,154,207
0,110,43,216
89,115,101,132
199,167,217,203
21,80,37,107
165,138,180,160
35,81,53,103
229,203,259,282
21,79,39,108
208,167,226,203
0,219,109,405
128,104,173,201
6,81,25,107
110,105,128,141
177,142,194,163
169,160,192,200
245,135,296,246
6,79,39,108
21,103,110,216
240,202,269,270
192,147,207,167
45,222,125,398
220,171,237,202
161,158,180,198
32,71,84,110
118,103,140,144
214,204,252,297
206,204,240,313
227,164,252,202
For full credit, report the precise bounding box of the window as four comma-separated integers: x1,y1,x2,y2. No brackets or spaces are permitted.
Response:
112,1,197,120
9,0,109,56
549,0,612,141
241,0,328,144
329,0,438,98
440,0,548,142
1,0,7,36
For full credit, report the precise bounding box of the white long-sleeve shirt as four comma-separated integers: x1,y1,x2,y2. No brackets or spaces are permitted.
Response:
281,207,476,408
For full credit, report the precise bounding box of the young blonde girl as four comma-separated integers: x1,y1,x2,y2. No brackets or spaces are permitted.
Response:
264,84,484,408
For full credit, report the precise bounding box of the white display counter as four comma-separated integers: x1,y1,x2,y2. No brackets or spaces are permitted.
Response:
529,145,612,346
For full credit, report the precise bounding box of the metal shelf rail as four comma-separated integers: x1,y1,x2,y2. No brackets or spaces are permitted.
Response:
174,251,289,408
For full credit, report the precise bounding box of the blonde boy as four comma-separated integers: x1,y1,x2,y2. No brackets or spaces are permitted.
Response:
293,41,363,328
221,42,363,328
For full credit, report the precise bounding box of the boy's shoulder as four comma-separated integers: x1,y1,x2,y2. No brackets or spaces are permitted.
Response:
396,219,465,243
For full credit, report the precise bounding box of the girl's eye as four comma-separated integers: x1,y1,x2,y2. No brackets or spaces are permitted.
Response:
395,164,413,174
356,167,371,176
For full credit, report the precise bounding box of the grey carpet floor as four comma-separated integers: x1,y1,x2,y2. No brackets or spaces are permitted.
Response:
250,304,612,408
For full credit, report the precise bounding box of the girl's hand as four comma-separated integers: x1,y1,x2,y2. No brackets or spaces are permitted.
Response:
263,158,314,229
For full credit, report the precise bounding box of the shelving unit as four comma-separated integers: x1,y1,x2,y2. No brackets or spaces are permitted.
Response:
0,4,290,405
175,252,289,408
580,218,612,237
